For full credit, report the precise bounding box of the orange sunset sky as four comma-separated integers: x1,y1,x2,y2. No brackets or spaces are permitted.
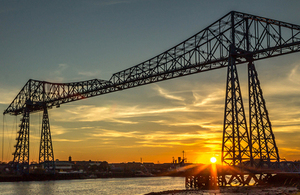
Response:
1,0,300,164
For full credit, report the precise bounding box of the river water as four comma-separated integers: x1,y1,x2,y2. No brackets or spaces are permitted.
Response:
0,177,185,195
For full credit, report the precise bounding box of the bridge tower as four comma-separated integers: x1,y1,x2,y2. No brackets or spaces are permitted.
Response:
12,106,30,173
9,81,55,174
39,107,55,173
221,12,282,168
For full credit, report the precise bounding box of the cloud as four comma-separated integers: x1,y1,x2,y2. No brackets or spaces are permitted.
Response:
288,64,300,84
47,63,69,82
280,147,300,157
51,82,226,126
53,138,83,142
77,70,102,78
167,120,223,130
192,89,223,107
140,131,219,141
91,129,140,138
137,141,198,147
84,127,221,149
262,62,300,96
153,85,185,102
51,125,69,136
54,104,190,123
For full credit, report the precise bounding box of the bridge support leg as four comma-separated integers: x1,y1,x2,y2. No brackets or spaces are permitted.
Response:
248,61,280,167
39,107,55,173
222,45,251,166
13,107,30,174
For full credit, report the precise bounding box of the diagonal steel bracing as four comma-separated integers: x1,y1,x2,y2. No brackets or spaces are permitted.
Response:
13,107,30,173
248,61,280,166
39,107,55,172
222,45,251,166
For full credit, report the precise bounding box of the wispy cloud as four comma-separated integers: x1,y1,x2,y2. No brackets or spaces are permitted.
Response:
91,129,140,138
288,63,300,84
137,141,198,147
280,147,300,159
54,104,190,123
140,131,219,141
263,63,300,95
168,120,223,130
47,63,69,82
77,70,102,78
193,90,223,107
86,128,220,149
154,85,185,101
51,125,69,136
53,138,83,142
52,83,226,126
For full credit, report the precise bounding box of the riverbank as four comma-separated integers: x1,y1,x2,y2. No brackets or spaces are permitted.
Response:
0,177,185,195
145,186,300,195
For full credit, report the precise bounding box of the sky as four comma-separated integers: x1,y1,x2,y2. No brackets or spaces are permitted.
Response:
1,0,300,164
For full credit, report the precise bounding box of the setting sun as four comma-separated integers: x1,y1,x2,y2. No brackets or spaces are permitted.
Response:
210,157,217,163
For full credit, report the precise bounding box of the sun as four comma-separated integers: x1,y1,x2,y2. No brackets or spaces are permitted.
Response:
210,157,217,163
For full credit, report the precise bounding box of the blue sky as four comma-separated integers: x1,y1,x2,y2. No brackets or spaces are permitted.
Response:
1,0,300,164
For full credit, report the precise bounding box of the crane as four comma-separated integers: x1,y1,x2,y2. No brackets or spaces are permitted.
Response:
3,11,300,173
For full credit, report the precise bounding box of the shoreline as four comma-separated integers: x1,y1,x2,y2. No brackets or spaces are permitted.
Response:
145,186,300,195
0,173,173,182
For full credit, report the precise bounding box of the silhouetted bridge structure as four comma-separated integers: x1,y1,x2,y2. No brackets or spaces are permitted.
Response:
185,161,300,188
3,11,300,185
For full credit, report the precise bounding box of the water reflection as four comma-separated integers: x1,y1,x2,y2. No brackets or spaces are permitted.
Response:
0,177,185,195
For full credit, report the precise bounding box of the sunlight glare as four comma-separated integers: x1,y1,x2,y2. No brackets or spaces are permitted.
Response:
210,156,217,163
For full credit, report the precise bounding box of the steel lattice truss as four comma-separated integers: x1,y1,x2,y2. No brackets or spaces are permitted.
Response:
222,46,251,166
13,108,30,166
4,11,300,116
39,108,54,172
248,62,279,165
3,11,300,168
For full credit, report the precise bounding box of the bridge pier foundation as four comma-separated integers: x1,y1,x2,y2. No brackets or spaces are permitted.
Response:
185,172,272,188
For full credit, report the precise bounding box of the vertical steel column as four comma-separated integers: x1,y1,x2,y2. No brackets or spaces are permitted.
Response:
39,107,55,172
248,61,280,167
13,107,30,173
